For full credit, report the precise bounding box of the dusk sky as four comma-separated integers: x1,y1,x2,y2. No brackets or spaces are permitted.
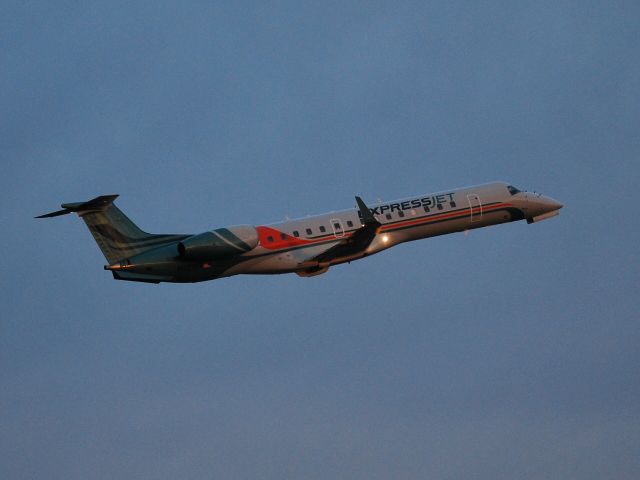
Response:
2,1,639,478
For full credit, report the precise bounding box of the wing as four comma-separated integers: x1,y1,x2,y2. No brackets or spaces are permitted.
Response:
297,196,381,275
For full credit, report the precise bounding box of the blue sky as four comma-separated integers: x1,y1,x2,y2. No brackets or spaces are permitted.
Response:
2,1,639,478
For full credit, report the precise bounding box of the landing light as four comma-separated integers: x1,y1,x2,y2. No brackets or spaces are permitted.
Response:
382,235,389,243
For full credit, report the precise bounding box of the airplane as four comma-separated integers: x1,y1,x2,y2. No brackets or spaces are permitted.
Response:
36,182,563,284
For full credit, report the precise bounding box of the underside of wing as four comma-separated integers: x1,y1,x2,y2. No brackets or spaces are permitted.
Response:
296,196,380,276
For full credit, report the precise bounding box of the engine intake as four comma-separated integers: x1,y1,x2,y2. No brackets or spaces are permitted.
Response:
177,225,258,260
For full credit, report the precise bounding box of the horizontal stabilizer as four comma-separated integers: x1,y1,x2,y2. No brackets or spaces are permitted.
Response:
35,208,72,219
36,194,186,264
35,195,119,219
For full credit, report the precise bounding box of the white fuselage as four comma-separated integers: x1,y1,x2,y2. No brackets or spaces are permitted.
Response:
222,181,562,278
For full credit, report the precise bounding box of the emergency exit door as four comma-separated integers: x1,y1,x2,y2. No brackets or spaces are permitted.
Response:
467,194,482,222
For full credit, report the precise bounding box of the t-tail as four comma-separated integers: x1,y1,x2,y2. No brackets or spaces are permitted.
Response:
36,195,187,264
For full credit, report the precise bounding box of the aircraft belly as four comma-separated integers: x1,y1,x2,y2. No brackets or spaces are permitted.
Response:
383,208,518,244
231,243,337,275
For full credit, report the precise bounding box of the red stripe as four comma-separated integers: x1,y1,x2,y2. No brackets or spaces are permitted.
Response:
257,203,513,251
379,202,512,232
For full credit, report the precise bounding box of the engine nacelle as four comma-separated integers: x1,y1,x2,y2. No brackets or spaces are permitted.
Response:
177,225,258,260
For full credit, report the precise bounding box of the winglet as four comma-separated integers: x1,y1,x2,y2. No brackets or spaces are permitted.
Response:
355,196,378,225
36,195,119,219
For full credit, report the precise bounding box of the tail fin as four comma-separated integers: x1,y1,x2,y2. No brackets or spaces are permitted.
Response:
37,195,187,263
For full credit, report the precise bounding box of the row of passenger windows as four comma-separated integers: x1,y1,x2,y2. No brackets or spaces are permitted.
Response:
265,220,356,242
296,220,354,236
381,201,457,220
265,202,458,243
425,201,456,212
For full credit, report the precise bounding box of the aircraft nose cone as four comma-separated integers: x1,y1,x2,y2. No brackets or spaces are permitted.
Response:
526,193,564,217
547,197,564,210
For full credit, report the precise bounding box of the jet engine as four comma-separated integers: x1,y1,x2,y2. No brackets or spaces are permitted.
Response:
177,225,258,260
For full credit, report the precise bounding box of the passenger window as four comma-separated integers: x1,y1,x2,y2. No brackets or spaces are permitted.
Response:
280,233,287,240
333,222,340,229
437,204,443,210
267,235,274,243
398,211,405,218
347,220,353,227
423,206,430,213
306,228,312,235
319,225,326,233
293,230,299,237
385,213,392,220
450,201,457,208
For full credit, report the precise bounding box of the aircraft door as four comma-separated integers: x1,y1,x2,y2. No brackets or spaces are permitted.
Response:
467,194,483,222
330,218,344,238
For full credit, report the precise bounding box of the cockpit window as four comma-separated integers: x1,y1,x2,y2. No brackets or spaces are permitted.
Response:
507,185,521,195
